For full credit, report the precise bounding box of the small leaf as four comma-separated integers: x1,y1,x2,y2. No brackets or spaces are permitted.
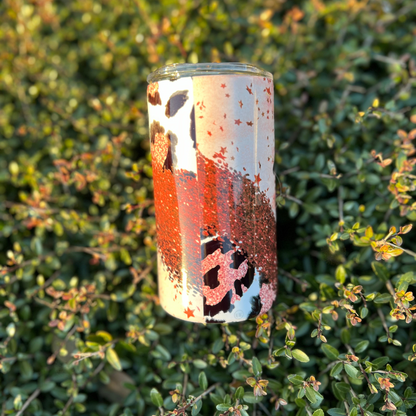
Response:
193,359,208,369
354,340,369,353
322,344,340,360
212,339,224,354
400,224,413,234
335,265,346,284
106,348,122,371
252,357,262,377
344,363,359,379
372,262,390,282
305,387,317,403
198,371,208,390
292,349,310,363
288,374,304,385
150,388,164,407
327,408,347,416
313,410,324,416
330,362,344,377
192,399,202,416
235,386,245,400
365,226,374,238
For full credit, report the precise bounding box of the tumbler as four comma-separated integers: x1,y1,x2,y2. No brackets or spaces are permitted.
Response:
147,63,277,323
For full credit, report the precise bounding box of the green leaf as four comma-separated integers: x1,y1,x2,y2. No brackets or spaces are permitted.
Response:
349,407,358,416
40,380,56,392
198,371,208,390
330,362,344,377
354,340,369,353
334,382,350,400
212,338,224,354
335,265,346,284
235,386,245,400
371,261,389,282
193,359,208,369
305,386,318,403
243,392,264,403
374,293,392,304
327,408,346,416
252,357,262,376
304,203,323,215
19,361,33,380
322,344,340,360
292,349,310,363
150,388,164,407
341,328,351,344
192,399,202,416
372,356,389,369
106,348,122,371
313,410,324,416
288,374,305,385
360,307,368,319
216,403,231,411
344,363,359,379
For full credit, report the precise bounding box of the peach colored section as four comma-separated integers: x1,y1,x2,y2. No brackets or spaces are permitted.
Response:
192,75,275,207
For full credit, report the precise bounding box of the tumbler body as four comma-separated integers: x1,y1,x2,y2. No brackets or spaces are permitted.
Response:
147,63,277,323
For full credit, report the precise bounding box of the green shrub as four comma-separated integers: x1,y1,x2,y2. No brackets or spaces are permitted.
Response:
1,0,416,415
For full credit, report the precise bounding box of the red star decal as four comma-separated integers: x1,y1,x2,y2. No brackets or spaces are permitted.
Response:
220,126,224,131
221,83,226,88
246,86,253,95
234,119,242,125
238,100,243,108
225,93,230,98
246,121,253,126
184,307,195,318
207,131,212,136
264,87,272,95
213,152,226,160
254,174,261,185
220,147,227,154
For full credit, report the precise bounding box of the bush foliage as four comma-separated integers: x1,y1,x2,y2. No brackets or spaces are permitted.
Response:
1,0,416,415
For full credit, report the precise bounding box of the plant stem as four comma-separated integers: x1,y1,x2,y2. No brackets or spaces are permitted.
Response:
16,387,41,416
377,308,391,338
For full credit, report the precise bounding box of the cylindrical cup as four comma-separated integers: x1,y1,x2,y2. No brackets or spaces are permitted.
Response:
147,63,277,324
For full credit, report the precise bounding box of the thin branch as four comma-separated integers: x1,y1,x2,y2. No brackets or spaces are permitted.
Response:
258,402,272,416
28,270,60,298
345,344,373,391
385,242,416,259
285,194,303,205
385,280,396,298
182,372,189,397
377,308,391,339
47,325,77,365
338,186,344,225
279,269,309,291
280,166,300,176
16,387,41,416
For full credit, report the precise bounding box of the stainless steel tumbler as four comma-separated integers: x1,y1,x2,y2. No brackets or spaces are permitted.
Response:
147,63,277,323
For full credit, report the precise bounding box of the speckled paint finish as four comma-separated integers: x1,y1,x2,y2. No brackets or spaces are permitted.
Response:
147,73,277,323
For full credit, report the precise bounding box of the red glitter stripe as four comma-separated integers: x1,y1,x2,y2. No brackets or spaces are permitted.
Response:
151,143,277,308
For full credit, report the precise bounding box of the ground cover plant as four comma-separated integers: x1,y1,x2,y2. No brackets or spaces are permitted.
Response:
1,0,416,415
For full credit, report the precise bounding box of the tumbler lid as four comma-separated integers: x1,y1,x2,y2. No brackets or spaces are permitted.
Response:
147,62,273,83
